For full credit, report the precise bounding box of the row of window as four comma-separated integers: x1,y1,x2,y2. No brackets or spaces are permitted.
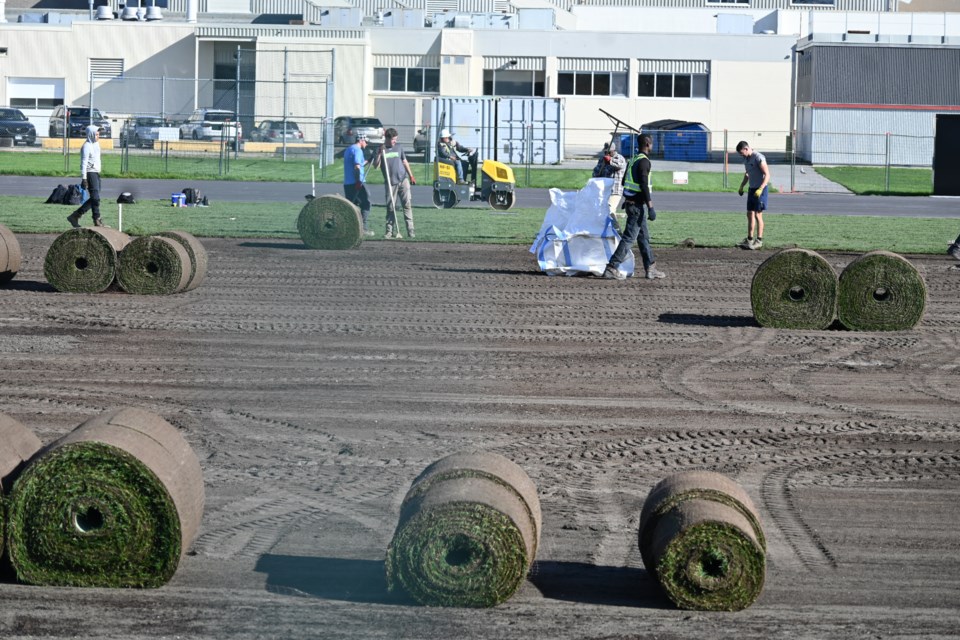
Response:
372,67,710,99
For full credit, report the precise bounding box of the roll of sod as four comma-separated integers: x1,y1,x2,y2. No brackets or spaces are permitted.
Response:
297,194,363,250
386,451,541,607
117,235,191,295
638,471,766,611
0,413,43,558
751,248,837,330
43,227,130,293
837,250,926,331
7,407,205,588
0,223,22,284
156,231,207,291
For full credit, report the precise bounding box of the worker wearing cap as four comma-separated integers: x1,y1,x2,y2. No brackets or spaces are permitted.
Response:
436,129,475,184
343,133,373,236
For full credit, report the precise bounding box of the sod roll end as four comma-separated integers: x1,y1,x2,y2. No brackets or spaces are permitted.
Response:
0,223,22,284
43,228,131,293
7,407,204,588
838,250,926,331
118,235,192,295
751,248,837,330
0,413,44,558
639,471,766,611
386,451,541,607
156,231,207,291
297,194,363,250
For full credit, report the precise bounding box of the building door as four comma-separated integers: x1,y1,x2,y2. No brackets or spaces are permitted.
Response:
933,114,960,196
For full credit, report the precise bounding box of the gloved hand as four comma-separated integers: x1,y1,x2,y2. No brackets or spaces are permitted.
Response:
409,175,416,185
754,187,763,198
647,207,656,221
604,155,611,163
81,179,88,190
738,187,744,197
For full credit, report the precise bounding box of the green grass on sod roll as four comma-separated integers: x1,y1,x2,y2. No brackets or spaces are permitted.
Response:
43,228,130,293
386,502,529,607
0,222,22,284
837,250,926,331
655,518,766,611
117,235,191,295
751,248,838,330
297,195,363,250
7,442,182,588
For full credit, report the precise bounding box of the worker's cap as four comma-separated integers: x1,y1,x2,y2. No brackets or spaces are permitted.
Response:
439,129,451,138
607,143,617,154
357,133,368,141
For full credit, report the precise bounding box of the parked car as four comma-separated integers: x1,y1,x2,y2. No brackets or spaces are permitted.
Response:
249,119,304,142
48,105,112,139
119,115,167,148
178,108,242,149
334,116,385,146
0,107,37,146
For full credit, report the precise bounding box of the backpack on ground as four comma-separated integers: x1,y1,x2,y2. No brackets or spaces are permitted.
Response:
64,184,84,205
182,187,203,205
45,184,69,204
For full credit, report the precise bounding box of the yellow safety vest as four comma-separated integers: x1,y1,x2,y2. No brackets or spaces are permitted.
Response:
622,153,650,194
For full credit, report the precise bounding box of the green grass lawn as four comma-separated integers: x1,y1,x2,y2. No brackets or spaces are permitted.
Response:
3,195,954,254
1,150,744,192
815,166,933,196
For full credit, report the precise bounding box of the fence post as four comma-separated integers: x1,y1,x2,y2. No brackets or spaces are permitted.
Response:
525,124,532,188
722,129,728,189
790,128,796,193
884,132,891,193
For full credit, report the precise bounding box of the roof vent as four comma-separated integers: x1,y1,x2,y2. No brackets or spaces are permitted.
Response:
120,6,139,20
96,5,114,19
145,5,163,20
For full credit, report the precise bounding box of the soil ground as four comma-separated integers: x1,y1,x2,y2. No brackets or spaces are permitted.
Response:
1,235,959,639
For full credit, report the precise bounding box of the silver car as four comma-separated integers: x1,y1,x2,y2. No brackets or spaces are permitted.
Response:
179,108,242,149
119,116,166,148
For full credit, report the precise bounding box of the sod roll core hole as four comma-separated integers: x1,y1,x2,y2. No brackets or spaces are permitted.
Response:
73,505,105,533
446,534,483,569
873,287,890,302
788,286,805,302
75,257,88,271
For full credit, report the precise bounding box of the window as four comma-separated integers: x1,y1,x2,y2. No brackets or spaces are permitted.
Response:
557,71,627,97
638,72,709,98
482,70,545,97
373,67,440,93
10,97,63,109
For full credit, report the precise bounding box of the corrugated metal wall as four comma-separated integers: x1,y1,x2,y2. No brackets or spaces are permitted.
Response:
637,59,709,74
483,56,544,71
373,54,442,67
807,45,960,106
799,107,936,166
558,57,629,72
552,0,886,9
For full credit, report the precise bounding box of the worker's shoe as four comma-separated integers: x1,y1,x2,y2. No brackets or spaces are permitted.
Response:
93,217,109,228
67,212,81,228
363,229,375,237
601,265,626,280
948,243,960,260
737,237,754,250
645,265,667,279
751,238,763,250
406,228,415,239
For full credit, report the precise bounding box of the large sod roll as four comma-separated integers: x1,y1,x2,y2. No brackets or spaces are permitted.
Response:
837,250,926,331
156,231,207,291
117,235,191,295
638,471,766,611
751,248,838,330
297,194,363,250
7,407,205,588
43,227,131,293
0,413,43,558
0,223,22,284
386,451,541,607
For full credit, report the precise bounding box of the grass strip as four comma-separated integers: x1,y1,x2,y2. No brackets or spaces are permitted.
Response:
156,231,208,291
0,222,21,284
6,407,204,588
639,471,765,611
386,452,540,607
837,250,926,331
117,235,191,295
297,195,363,250
43,227,130,293
751,248,838,330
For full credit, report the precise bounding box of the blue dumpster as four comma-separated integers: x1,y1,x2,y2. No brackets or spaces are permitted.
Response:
640,120,711,161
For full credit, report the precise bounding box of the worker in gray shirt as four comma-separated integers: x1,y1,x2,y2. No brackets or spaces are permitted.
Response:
736,140,770,250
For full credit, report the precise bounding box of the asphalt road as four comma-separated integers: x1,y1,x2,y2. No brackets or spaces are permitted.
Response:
5,175,959,218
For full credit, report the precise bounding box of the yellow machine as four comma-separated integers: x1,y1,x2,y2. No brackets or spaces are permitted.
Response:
433,155,516,211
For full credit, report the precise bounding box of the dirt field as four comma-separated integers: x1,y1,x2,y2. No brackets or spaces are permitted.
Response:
1,235,958,639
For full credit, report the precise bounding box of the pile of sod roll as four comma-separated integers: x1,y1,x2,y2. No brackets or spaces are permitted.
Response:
752,248,926,331
298,194,364,250
638,471,766,611
386,451,541,607
1,407,204,588
0,223,21,285
44,228,207,295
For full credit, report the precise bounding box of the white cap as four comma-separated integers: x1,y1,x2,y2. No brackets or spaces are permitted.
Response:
439,129,451,139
